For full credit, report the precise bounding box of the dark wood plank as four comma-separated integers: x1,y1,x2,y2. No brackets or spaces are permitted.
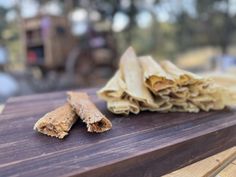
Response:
0,88,236,177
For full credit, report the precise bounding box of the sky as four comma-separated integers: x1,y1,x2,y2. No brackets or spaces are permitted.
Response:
155,0,196,22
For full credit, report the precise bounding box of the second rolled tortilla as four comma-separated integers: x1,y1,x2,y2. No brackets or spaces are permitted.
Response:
67,91,112,133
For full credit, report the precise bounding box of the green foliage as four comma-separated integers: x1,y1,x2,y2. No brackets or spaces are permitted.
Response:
0,6,8,41
3,0,236,65
193,0,234,53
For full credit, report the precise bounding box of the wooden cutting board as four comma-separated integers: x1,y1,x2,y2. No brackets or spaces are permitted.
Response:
0,88,236,177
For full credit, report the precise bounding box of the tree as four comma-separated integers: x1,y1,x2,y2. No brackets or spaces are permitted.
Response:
196,0,235,54
0,6,9,42
175,11,197,52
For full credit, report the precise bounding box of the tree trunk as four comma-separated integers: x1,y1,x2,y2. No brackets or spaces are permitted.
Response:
220,0,231,54
15,0,26,66
125,0,136,44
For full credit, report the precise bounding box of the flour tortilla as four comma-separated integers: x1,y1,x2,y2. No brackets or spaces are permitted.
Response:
190,92,225,111
171,102,199,112
98,47,236,114
97,70,124,100
119,47,158,109
107,99,140,115
201,72,236,88
139,56,174,93
170,86,189,98
160,60,203,85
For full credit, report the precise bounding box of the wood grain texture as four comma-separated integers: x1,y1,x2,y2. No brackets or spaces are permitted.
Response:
217,160,236,177
163,147,236,177
0,88,236,177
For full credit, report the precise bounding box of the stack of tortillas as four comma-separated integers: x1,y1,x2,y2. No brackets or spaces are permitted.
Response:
97,47,236,115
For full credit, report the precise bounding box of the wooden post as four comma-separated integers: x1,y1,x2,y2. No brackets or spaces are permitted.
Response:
15,0,26,67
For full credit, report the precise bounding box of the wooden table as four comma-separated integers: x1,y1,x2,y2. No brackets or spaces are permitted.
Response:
164,146,236,177
0,88,236,177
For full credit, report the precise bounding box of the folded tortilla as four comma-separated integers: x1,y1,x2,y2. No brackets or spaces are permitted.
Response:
208,85,236,106
98,46,236,114
119,47,158,109
201,72,236,88
157,88,172,96
190,91,226,111
67,92,112,133
171,102,199,113
97,70,124,100
170,86,189,98
160,60,203,85
139,56,174,93
188,85,200,97
154,102,173,112
203,73,236,105
108,99,140,115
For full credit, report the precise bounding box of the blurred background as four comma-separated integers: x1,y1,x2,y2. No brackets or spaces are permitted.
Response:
0,0,236,104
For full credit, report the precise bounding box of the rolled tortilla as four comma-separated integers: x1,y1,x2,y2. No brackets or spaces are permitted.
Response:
160,60,203,85
34,103,77,139
67,91,112,133
119,47,158,109
139,56,174,93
